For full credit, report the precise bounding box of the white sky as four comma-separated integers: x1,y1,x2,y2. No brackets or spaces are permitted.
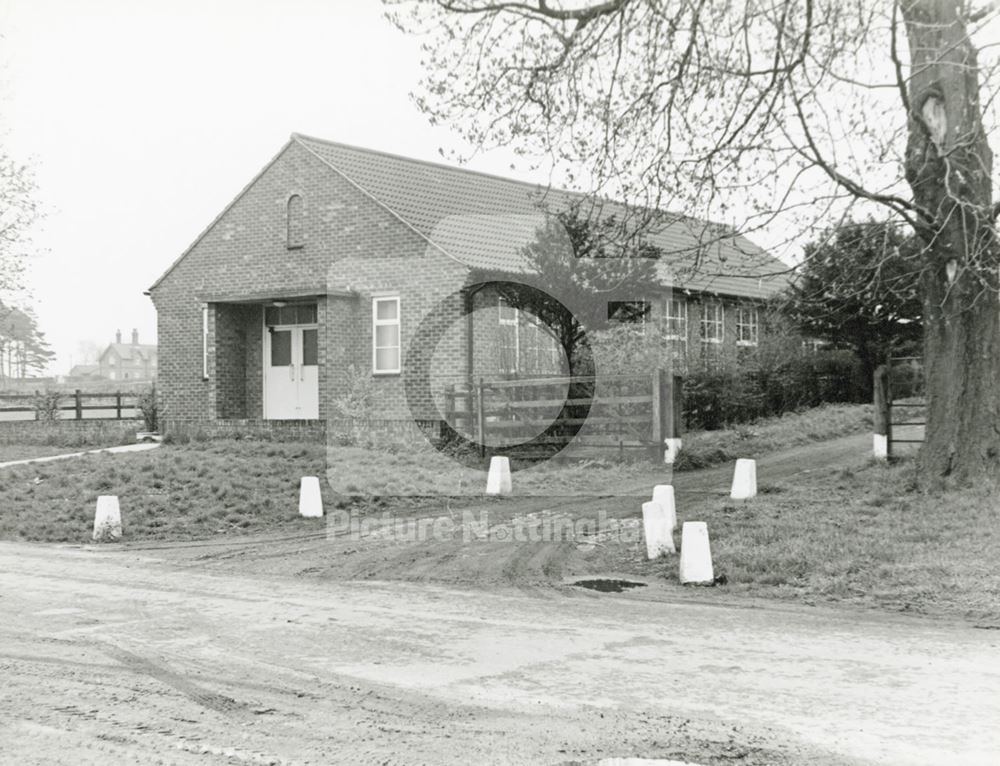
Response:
1,0,553,373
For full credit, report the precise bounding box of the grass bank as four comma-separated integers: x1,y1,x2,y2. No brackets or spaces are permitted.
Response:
0,441,326,542
676,402,872,470
0,403,872,541
678,459,1000,623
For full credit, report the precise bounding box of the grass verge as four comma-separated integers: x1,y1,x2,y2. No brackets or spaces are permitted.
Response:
676,402,872,470
672,459,1000,623
0,440,326,542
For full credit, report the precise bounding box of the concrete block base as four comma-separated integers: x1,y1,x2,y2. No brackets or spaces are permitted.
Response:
679,521,714,585
730,458,758,500
299,476,324,518
642,501,676,559
93,495,122,542
486,456,512,496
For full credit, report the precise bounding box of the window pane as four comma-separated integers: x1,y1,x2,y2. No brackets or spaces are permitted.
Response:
302,328,318,365
376,299,398,321
270,330,291,366
498,298,517,323
375,346,399,371
375,324,399,348
296,304,317,324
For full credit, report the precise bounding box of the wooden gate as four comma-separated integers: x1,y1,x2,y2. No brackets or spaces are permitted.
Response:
442,369,682,461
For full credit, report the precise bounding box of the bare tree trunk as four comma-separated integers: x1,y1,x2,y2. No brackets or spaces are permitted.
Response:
903,0,1000,483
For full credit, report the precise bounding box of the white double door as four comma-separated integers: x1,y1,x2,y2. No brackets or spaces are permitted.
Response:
264,324,319,419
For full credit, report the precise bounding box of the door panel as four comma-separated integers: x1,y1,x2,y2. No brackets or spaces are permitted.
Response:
264,324,319,420
299,328,319,419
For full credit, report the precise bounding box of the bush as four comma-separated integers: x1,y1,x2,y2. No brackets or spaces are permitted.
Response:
683,349,866,430
137,386,158,432
32,391,62,422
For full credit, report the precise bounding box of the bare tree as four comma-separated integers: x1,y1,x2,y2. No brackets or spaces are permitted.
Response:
388,0,1000,485
0,150,39,295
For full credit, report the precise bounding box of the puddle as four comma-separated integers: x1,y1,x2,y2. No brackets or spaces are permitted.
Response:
571,578,647,593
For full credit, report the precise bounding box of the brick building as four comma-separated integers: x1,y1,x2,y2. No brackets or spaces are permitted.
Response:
97,329,158,382
148,133,788,430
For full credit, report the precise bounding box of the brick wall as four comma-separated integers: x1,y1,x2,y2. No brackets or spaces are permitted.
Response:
150,138,785,435
151,139,472,427
0,419,141,447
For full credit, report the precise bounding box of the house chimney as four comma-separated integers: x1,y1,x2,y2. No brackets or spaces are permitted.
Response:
115,329,122,344
131,328,139,345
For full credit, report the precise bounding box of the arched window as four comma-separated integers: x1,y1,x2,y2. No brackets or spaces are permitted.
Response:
286,194,304,249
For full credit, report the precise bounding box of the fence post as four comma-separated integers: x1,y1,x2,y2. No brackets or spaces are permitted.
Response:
651,368,664,461
873,364,891,459
476,377,486,459
671,374,684,439
116,392,122,420
75,389,83,420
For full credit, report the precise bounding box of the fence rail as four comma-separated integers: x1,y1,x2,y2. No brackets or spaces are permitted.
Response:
0,390,145,422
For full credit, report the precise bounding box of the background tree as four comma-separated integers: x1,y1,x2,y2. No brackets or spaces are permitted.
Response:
785,220,923,390
0,301,55,380
0,151,39,295
478,206,661,375
388,0,1000,485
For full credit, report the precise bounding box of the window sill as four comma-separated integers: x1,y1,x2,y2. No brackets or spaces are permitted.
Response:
736,341,759,347
372,370,401,377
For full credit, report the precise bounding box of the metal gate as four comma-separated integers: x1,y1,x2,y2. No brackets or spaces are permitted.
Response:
888,356,926,455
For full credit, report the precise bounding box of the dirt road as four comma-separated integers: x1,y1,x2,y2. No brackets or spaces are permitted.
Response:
2,539,997,765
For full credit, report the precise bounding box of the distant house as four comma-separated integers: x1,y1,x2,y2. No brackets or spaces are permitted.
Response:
148,133,788,427
66,363,102,380
98,329,158,382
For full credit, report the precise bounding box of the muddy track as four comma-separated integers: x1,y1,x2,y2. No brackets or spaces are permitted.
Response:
146,433,871,593
2,543,875,765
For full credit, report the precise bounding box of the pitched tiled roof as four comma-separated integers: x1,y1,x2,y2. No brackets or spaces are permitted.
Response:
294,133,790,300
103,343,158,362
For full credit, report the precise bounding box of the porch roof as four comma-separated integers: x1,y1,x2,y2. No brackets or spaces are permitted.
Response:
196,286,358,303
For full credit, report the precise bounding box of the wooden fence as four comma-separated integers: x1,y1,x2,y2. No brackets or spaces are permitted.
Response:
442,369,682,460
0,390,144,422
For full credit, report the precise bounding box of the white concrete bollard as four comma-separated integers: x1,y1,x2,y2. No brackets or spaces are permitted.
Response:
485,456,512,496
679,521,714,585
663,437,683,465
641,501,675,559
873,433,888,460
651,484,677,532
93,495,122,542
730,458,758,500
299,476,324,518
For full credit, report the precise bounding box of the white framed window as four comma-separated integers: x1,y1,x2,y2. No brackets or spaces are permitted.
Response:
202,304,210,380
701,300,724,344
498,297,519,374
736,305,759,346
664,298,688,341
372,296,401,374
